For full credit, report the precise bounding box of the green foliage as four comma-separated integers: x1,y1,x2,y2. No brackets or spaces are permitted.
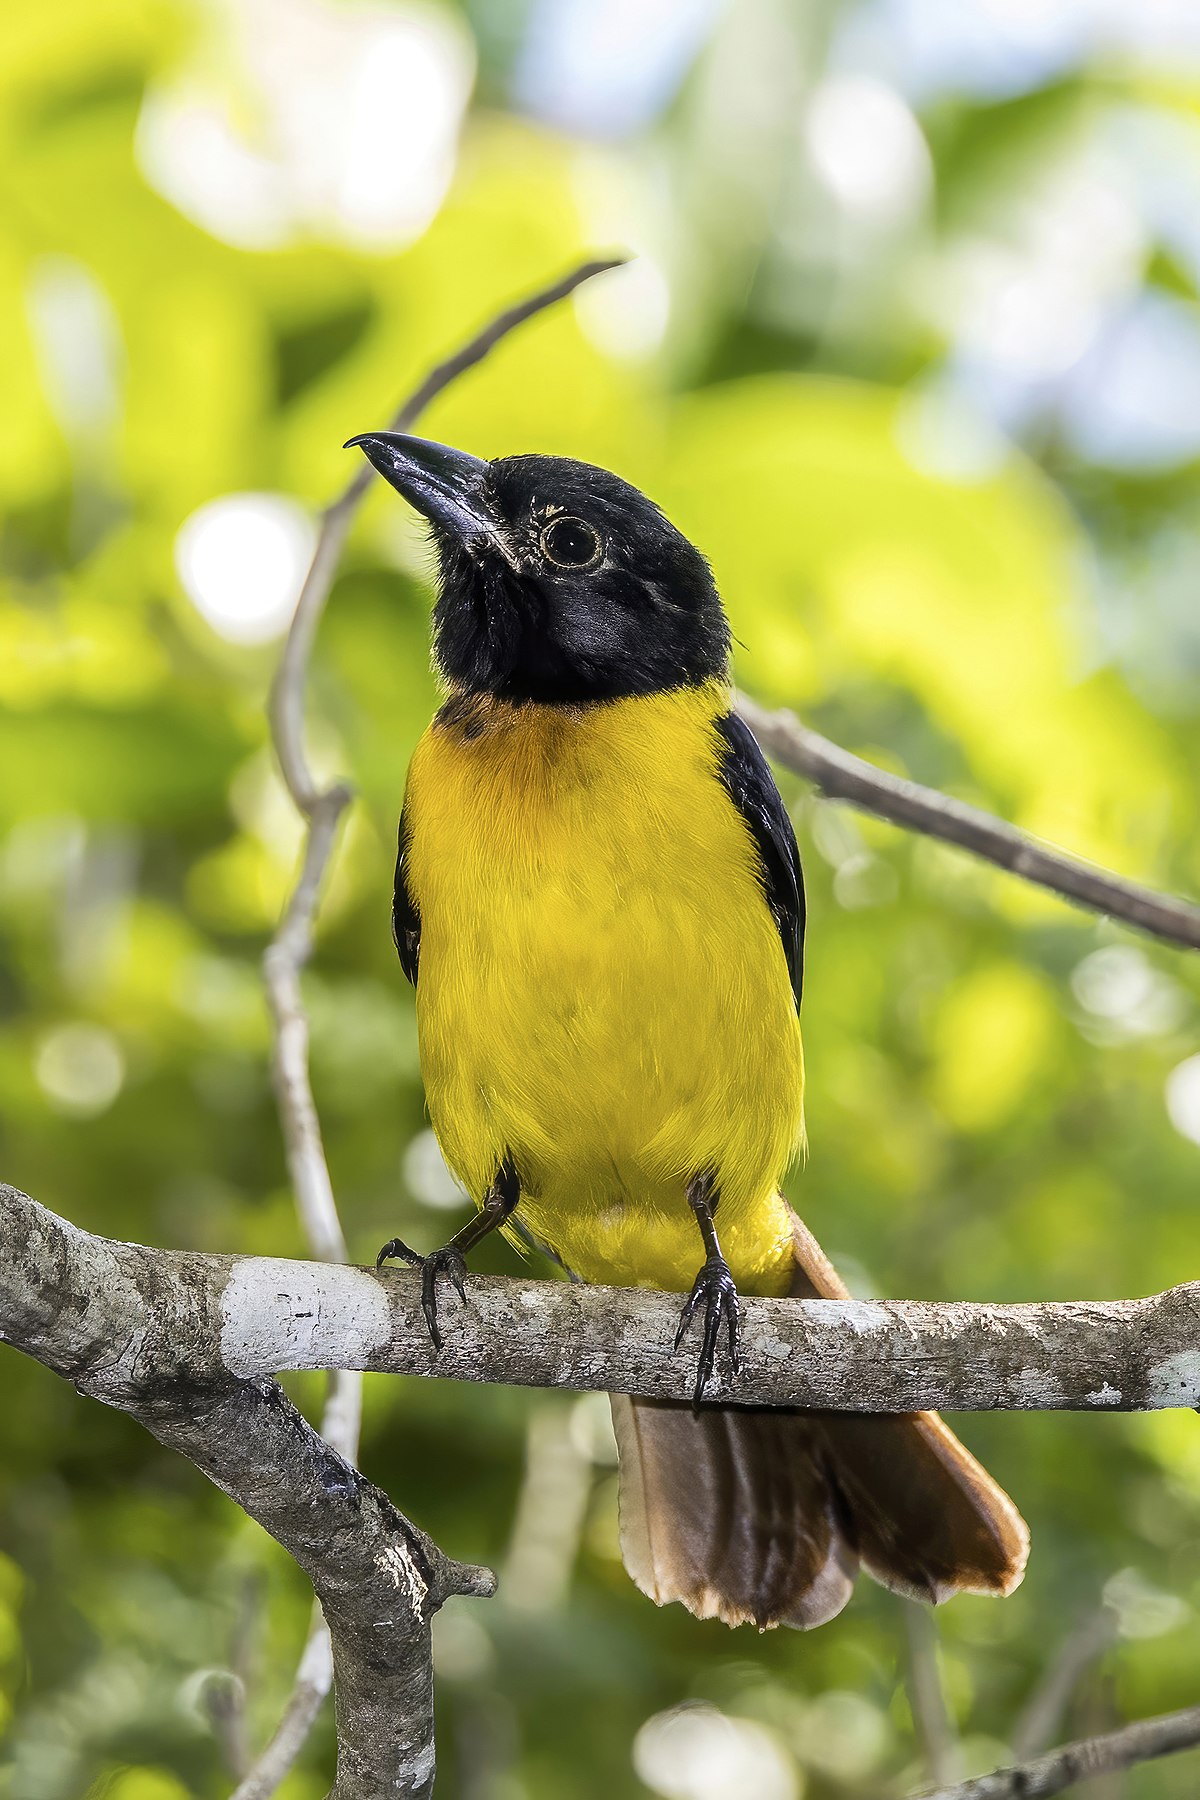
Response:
2,3,1200,1797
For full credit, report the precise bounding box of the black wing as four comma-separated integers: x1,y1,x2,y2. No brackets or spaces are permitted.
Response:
713,712,805,1010
392,807,421,986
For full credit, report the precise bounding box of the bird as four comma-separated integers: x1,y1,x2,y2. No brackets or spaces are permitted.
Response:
345,427,1029,1630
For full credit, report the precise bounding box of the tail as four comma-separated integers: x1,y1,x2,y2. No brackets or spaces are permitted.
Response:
611,1207,1029,1629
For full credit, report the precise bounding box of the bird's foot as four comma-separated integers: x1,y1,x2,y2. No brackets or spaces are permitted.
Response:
376,1237,468,1353
674,1253,741,1410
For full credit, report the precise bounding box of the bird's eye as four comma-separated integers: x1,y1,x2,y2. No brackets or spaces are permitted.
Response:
540,516,602,570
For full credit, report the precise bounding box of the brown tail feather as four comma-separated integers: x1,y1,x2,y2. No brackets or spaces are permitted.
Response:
613,1207,1029,1629
610,1396,857,1628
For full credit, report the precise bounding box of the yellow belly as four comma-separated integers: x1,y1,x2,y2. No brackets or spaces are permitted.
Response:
402,682,805,1297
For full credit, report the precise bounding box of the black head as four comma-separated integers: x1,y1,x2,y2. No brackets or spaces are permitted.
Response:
345,433,730,703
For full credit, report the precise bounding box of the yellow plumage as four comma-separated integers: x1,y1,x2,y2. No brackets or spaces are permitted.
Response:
402,679,804,1297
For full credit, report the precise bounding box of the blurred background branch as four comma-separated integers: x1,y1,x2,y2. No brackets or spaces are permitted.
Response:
904,1603,962,1790
1011,1600,1118,1762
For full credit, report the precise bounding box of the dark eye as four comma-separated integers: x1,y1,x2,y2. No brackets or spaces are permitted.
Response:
540,516,602,569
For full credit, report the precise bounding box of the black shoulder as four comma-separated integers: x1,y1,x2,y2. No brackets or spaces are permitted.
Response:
713,711,805,1010
392,808,420,987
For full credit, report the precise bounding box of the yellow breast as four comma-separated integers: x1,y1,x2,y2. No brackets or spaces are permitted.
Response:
402,682,804,1296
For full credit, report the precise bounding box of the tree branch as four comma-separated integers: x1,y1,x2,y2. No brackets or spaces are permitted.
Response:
921,1702,1200,1799
0,1184,494,1800
6,1185,1200,1414
735,694,1200,952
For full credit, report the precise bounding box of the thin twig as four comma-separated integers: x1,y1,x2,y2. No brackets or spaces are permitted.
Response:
230,1615,332,1800
1012,1604,1116,1761
736,693,1200,952
202,1671,251,1784
501,1405,594,1614
920,1701,1200,1799
905,1602,962,1788
202,1571,264,1782
247,254,626,1800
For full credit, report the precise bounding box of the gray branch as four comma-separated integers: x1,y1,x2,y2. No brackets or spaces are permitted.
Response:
219,1237,1200,1414
7,1184,1200,1415
922,1702,1200,1798
736,693,1200,952
0,1183,494,1800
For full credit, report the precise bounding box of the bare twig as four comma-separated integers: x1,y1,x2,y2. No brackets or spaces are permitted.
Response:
920,1701,1200,1799
202,1574,262,1782
501,1405,593,1614
264,795,354,1266
1012,1604,1117,1760
230,1618,332,1800
202,1670,251,1784
736,693,1200,952
905,1603,962,1788
249,255,627,1799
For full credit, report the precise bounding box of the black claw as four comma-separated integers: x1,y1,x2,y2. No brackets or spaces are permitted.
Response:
725,1288,741,1374
377,1238,469,1352
419,1245,470,1352
376,1236,422,1271
675,1254,741,1410
673,1284,703,1350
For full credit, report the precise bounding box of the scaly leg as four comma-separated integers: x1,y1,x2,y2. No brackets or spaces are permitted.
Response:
377,1156,520,1351
674,1170,741,1409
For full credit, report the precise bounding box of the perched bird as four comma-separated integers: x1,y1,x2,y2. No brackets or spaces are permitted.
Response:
346,429,1029,1629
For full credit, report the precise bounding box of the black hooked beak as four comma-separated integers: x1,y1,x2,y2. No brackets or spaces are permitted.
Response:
344,432,512,561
